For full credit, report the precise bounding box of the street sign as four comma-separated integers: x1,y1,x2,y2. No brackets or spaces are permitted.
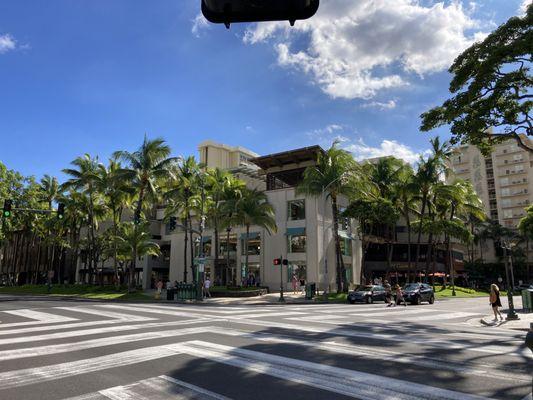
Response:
198,264,205,273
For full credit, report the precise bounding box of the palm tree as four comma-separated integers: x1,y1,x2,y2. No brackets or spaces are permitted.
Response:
205,169,245,285
165,156,202,282
62,154,101,280
114,136,177,224
392,165,418,283
231,188,277,286
114,136,177,288
115,222,160,291
297,142,358,292
97,159,134,287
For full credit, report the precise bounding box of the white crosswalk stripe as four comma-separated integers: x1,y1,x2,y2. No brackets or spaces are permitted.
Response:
0,302,528,400
63,375,233,400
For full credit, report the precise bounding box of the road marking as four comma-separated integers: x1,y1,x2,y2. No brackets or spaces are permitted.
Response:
0,319,132,337
55,306,156,322
225,317,529,356
0,325,527,382
0,326,227,361
174,340,497,400
0,344,185,390
0,309,78,328
0,317,219,346
65,375,233,400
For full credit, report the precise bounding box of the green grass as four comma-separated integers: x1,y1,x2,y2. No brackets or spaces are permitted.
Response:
0,284,153,301
433,285,490,298
324,292,348,303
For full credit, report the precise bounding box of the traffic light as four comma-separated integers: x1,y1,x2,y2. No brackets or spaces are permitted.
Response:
169,216,177,231
3,199,12,218
282,259,288,266
201,0,320,28
273,258,281,265
57,203,65,220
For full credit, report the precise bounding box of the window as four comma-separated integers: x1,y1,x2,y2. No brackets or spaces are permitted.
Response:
500,177,509,186
501,199,511,207
345,264,353,283
503,209,513,219
287,262,307,283
501,188,510,196
288,234,306,253
288,199,305,221
219,235,237,256
241,233,261,255
340,238,352,256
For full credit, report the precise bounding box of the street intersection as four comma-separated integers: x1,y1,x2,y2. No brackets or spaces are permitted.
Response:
0,297,531,400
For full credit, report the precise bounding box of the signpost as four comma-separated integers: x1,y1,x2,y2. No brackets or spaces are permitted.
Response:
274,257,287,303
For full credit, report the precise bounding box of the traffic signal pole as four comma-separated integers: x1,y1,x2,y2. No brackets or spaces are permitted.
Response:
278,255,285,303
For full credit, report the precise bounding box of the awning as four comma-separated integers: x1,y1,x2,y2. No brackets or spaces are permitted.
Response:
338,231,353,240
286,227,306,236
240,232,261,240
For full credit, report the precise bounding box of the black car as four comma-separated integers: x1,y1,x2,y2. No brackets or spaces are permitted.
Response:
402,283,435,305
348,285,386,304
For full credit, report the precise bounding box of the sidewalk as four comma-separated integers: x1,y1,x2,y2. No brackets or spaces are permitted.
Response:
467,310,533,331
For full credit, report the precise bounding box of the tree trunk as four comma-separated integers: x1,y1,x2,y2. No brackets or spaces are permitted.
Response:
331,194,344,292
244,225,250,287
414,192,428,283
226,228,231,286
183,219,188,283
405,211,412,286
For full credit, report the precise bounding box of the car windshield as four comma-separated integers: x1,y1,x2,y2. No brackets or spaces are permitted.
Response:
403,284,420,291
356,286,374,291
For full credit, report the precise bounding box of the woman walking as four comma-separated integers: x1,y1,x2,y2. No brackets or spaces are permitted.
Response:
394,284,407,307
489,284,503,321
291,274,298,294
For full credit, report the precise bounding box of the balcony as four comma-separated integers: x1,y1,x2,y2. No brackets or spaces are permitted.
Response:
499,179,528,188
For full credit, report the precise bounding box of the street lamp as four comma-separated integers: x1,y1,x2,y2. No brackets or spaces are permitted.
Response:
502,240,519,321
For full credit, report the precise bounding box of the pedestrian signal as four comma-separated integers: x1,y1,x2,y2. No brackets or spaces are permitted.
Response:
57,203,65,219
3,199,12,218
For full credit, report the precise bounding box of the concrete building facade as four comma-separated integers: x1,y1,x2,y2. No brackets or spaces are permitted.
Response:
450,135,533,262
145,141,362,292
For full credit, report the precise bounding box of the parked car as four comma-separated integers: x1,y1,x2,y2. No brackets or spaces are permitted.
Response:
348,285,386,304
515,284,533,292
402,283,435,305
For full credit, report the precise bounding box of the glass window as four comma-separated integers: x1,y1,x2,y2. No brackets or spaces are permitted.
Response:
219,235,237,256
501,199,511,207
345,265,353,283
340,238,352,256
288,199,305,221
288,234,306,253
241,233,261,255
500,177,509,186
503,209,513,219
287,262,307,283
501,188,510,196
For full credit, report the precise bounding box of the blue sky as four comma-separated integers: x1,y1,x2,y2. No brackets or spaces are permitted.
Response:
0,0,528,180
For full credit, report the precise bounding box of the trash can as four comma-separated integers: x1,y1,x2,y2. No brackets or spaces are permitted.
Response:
305,283,316,300
166,289,175,301
522,289,533,313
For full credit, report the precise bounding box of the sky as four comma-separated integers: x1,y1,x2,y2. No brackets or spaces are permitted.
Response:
0,0,530,180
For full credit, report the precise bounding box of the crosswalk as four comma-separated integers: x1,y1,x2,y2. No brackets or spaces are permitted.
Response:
0,301,530,400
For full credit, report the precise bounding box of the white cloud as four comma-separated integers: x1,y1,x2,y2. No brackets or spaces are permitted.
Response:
345,138,429,164
0,34,16,54
520,0,532,14
191,14,210,37
244,0,483,100
361,100,397,110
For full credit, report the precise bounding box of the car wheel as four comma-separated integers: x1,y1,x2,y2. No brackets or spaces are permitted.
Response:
429,295,435,304
366,296,373,304
413,296,421,305
348,299,355,304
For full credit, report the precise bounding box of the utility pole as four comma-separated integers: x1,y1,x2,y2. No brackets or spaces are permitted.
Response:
503,243,519,320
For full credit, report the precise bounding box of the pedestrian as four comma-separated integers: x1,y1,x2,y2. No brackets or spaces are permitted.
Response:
489,283,503,322
291,274,298,294
394,284,407,307
203,276,211,298
156,280,163,295
384,280,393,307
300,277,306,295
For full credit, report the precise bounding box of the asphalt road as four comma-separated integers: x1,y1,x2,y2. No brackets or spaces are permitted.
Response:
0,296,531,400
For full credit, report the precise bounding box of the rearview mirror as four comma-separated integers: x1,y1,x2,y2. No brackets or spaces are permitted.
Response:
201,0,320,28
